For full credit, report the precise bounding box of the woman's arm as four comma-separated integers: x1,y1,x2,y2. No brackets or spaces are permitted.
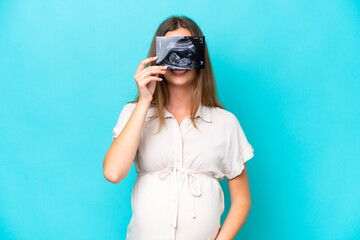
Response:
103,99,150,183
216,165,252,240
103,56,166,184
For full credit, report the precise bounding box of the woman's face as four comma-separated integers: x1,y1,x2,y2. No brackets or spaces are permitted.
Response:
162,27,199,87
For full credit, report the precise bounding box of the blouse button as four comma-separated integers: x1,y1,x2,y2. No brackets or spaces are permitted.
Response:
177,158,180,163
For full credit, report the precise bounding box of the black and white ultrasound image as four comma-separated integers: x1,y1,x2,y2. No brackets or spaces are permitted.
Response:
155,36,205,69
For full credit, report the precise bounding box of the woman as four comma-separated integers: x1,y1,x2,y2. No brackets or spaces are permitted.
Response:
103,15,254,240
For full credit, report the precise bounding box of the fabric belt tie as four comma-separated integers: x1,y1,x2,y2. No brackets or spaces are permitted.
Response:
137,166,214,229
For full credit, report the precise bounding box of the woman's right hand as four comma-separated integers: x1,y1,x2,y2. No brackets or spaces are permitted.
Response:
134,56,168,104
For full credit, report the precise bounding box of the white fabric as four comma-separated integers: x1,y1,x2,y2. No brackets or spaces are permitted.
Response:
112,102,254,240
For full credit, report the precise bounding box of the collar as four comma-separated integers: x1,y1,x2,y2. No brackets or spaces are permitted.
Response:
146,103,212,123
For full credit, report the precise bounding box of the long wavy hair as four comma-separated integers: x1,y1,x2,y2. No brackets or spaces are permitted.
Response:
129,15,224,134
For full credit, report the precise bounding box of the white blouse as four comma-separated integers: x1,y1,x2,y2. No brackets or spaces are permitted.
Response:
112,102,254,240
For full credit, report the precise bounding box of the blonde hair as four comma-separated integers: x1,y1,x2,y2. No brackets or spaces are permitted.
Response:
129,15,224,134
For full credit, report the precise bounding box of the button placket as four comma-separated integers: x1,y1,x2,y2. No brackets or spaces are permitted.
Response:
167,116,185,230
169,167,179,229
175,121,183,166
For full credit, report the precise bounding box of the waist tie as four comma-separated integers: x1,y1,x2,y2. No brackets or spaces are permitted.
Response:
137,166,215,229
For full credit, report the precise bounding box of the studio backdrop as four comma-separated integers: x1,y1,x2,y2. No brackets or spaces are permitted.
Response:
0,0,359,240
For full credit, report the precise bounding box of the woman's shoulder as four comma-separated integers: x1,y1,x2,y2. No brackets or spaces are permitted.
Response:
211,105,240,125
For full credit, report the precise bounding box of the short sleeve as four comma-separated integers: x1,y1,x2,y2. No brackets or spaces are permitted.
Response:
112,103,135,141
221,114,254,180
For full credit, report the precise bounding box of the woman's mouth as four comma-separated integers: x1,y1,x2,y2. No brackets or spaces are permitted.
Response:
170,69,188,76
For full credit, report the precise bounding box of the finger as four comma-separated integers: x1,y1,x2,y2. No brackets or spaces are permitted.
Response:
137,65,168,78
143,65,168,71
138,76,163,86
142,66,167,73
137,68,167,79
136,56,158,73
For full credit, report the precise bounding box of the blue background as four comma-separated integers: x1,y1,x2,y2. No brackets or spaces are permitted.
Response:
1,0,359,239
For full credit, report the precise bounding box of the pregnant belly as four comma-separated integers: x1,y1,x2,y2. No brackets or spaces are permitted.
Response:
127,173,224,240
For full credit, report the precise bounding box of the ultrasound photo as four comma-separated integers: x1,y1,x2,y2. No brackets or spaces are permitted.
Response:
155,36,205,69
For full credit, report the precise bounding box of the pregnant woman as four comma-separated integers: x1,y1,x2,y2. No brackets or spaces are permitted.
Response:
103,15,255,240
